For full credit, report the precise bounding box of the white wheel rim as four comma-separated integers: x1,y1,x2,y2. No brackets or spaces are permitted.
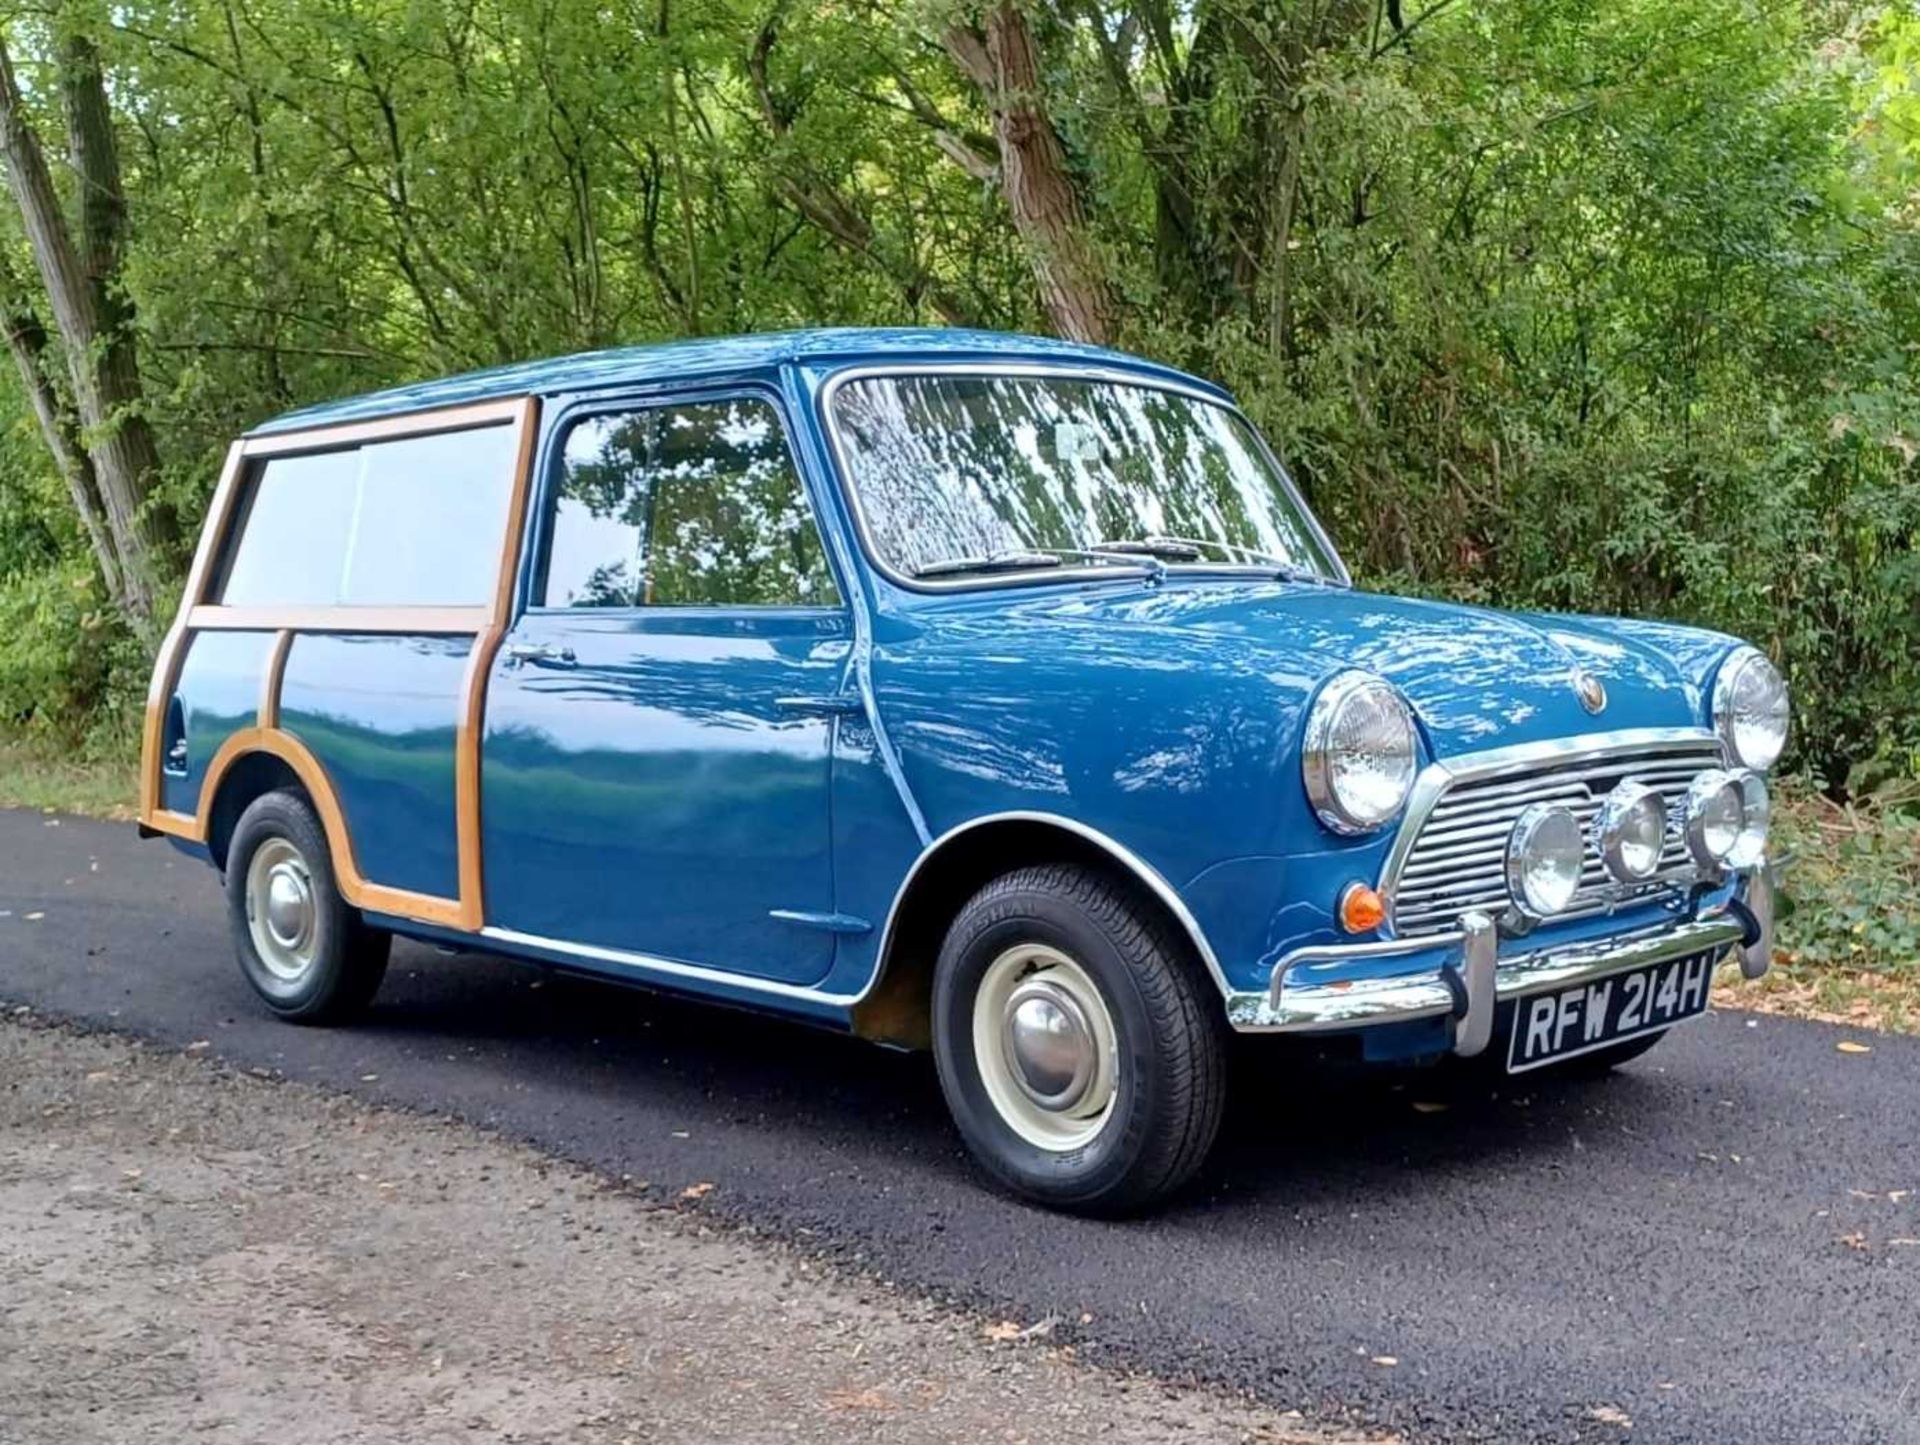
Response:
245,836,319,984
971,943,1120,1152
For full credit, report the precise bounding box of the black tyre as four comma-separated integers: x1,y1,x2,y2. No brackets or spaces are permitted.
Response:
225,790,390,1023
931,863,1227,1214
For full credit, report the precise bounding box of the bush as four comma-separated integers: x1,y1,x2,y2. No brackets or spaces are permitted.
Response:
0,561,145,755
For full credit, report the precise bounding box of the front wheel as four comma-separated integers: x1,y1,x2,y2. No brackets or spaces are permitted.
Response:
931,864,1227,1214
226,790,390,1023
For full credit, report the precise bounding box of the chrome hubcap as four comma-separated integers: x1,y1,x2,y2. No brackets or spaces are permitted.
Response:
246,838,318,983
972,944,1118,1152
1003,979,1097,1110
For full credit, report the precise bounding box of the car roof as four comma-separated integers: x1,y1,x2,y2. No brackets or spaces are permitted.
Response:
248,326,1228,436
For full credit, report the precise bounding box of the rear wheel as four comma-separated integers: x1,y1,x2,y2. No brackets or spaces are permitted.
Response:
226,790,390,1023
931,863,1227,1214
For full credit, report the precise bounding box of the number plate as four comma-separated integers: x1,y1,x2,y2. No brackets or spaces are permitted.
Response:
1506,953,1716,1073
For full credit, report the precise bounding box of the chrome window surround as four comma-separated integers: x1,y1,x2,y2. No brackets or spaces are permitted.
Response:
815,361,1353,595
1375,727,1730,938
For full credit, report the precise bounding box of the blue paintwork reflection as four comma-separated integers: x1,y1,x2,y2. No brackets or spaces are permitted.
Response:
481,607,851,984
165,631,274,815
279,634,468,899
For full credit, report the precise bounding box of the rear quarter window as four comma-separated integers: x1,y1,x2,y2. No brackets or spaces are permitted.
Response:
217,423,517,607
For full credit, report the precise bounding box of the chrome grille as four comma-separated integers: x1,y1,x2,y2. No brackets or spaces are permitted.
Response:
1384,738,1727,938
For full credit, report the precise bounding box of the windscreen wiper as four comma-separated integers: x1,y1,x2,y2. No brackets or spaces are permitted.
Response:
1100,534,1330,584
914,547,1158,580
1091,537,1205,561
913,550,1065,579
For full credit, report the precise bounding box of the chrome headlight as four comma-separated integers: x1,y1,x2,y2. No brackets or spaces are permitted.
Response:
1683,768,1745,868
1728,769,1770,869
1595,781,1668,882
1302,672,1417,835
1713,647,1789,771
1506,804,1585,917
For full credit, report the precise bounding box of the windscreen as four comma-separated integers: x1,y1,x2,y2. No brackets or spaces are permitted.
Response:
828,372,1337,582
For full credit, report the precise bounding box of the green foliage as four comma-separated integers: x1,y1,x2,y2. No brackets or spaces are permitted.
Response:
0,559,141,751
1749,782,1920,1029
0,0,1913,786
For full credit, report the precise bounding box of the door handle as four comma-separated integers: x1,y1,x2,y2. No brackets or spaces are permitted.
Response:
504,642,577,669
773,693,865,718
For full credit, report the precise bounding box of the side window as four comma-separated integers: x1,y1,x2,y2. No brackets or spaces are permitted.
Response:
217,424,516,607
543,397,839,609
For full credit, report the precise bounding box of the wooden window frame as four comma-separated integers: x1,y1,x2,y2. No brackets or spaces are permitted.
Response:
139,396,542,933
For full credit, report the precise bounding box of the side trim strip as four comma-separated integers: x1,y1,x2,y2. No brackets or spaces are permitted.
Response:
481,926,865,1006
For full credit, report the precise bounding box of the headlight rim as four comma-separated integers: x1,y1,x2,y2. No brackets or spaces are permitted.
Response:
1594,780,1669,883
1712,645,1790,772
1505,802,1585,920
1683,767,1746,869
1301,670,1418,837
1728,768,1771,870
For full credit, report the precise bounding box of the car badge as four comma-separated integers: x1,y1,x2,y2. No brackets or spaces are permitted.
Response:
1573,668,1607,714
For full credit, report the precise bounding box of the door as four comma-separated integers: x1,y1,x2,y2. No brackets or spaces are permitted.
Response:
479,390,853,985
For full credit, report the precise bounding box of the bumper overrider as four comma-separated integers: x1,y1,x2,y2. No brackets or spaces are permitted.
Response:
1225,861,1776,1053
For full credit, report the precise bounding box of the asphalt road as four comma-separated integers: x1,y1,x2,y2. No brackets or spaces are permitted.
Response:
3,808,1915,1444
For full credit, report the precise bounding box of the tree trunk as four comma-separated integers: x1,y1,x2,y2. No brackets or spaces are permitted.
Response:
0,31,172,631
944,6,1112,345
0,254,123,605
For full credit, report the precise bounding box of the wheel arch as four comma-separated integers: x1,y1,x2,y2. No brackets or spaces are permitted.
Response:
849,812,1227,1049
206,748,306,871
191,727,467,928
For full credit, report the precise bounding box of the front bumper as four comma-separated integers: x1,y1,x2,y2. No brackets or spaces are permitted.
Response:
1224,862,1776,1054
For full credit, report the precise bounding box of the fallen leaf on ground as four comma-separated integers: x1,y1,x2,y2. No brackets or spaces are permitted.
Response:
982,1321,1022,1342
824,1388,893,1412
680,1181,714,1200
1836,1041,1872,1054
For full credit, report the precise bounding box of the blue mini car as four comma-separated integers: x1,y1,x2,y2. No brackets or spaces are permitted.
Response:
140,328,1786,1211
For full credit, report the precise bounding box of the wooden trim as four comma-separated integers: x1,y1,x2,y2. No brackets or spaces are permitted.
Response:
259,630,293,729
140,441,248,819
185,728,466,928
238,397,527,458
453,396,542,929
140,392,543,940
188,605,490,634
143,809,200,840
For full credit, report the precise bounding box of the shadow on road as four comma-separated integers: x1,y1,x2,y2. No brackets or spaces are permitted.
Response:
358,936,1647,1221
